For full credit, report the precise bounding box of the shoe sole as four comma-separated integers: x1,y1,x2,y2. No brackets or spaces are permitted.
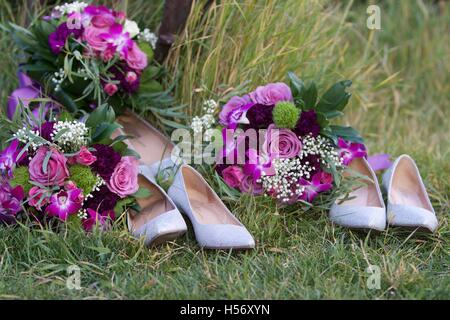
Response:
149,230,187,246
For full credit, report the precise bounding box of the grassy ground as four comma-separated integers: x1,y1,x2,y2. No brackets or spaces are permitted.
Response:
0,0,449,299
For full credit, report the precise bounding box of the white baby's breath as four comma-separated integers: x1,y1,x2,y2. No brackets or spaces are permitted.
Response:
52,120,89,152
54,1,88,16
138,28,158,49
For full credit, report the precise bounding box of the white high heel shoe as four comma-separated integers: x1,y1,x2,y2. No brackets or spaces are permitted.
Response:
382,155,438,232
115,111,187,245
166,164,255,249
118,110,255,249
128,166,187,246
329,157,386,231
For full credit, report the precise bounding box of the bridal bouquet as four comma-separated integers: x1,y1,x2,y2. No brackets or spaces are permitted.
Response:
5,1,167,117
216,73,367,205
0,105,145,231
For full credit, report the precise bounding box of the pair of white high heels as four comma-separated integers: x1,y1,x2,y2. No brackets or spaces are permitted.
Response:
329,155,438,232
117,111,255,249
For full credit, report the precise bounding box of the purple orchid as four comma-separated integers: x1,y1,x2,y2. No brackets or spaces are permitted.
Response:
243,149,275,181
220,128,248,165
45,187,84,221
298,172,333,203
219,99,255,130
49,22,84,54
0,140,26,176
101,23,133,58
82,208,115,232
337,138,367,166
0,180,24,224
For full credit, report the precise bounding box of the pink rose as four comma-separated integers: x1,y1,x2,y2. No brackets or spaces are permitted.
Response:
29,147,70,186
83,26,108,52
125,71,138,84
107,156,139,198
70,146,97,166
28,186,50,210
104,83,118,96
124,42,148,71
222,166,244,188
263,124,302,159
249,82,293,106
91,13,115,29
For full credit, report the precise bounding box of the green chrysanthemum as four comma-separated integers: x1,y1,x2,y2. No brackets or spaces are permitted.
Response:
10,166,33,194
69,165,98,195
272,101,300,129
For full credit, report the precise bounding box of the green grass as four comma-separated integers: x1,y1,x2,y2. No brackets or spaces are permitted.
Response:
0,0,449,299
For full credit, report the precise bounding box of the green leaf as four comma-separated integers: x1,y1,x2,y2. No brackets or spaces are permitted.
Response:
316,80,352,113
114,197,136,215
328,125,364,144
42,150,53,174
316,112,329,128
139,42,154,62
287,72,305,98
133,187,152,199
301,82,318,110
86,104,116,128
139,79,164,93
91,122,121,143
322,110,344,119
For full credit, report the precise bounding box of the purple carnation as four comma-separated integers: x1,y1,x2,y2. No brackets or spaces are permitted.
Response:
294,110,321,137
37,122,55,141
84,185,119,213
91,144,121,180
246,104,274,129
49,22,83,55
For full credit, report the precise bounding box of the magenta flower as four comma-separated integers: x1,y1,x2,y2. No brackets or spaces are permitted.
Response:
0,140,26,176
84,5,115,29
104,83,118,96
28,186,50,210
221,166,244,188
0,180,24,224
45,187,84,221
243,149,275,181
29,146,70,187
249,82,293,106
263,124,302,159
240,174,264,195
337,138,367,166
82,208,115,232
48,22,83,54
219,95,251,127
107,156,139,198
101,23,133,58
298,172,333,203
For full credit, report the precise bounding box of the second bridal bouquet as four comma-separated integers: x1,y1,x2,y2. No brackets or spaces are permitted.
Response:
0,105,146,231
216,72,367,205
5,2,166,117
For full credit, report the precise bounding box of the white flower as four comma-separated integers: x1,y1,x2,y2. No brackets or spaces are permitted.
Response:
54,1,88,15
124,20,140,38
138,28,158,49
